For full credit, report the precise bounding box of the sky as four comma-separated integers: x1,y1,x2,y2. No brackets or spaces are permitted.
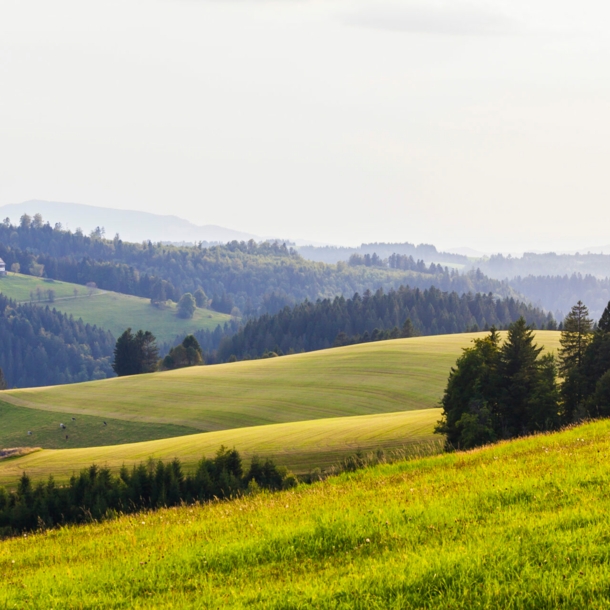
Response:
1,0,609,252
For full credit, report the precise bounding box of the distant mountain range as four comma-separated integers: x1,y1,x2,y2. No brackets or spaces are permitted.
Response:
0,200,260,245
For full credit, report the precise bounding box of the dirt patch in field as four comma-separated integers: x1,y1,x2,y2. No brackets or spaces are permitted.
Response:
0,447,42,460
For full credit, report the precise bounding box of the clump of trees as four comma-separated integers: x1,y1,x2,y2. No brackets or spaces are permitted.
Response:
0,447,297,538
436,300,610,450
161,335,203,370
112,328,159,376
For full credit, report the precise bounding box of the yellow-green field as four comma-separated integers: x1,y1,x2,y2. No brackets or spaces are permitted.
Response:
1,419,609,608
0,331,562,433
0,409,441,486
0,273,231,342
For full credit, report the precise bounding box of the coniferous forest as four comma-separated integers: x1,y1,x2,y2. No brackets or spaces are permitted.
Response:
215,286,554,362
0,293,114,388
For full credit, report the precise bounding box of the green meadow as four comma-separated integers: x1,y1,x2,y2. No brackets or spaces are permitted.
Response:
0,273,79,301
1,419,609,608
0,273,231,342
0,331,562,434
0,409,441,486
0,400,198,452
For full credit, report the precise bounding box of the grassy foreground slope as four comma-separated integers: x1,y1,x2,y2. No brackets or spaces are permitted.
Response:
0,273,231,342
0,409,441,486
1,332,562,434
2,420,610,608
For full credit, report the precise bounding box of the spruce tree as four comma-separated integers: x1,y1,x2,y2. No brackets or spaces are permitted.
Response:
112,329,138,377
497,318,545,437
581,300,610,415
0,367,7,390
559,301,593,420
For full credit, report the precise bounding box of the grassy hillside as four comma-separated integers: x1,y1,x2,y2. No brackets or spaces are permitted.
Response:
0,273,79,301
0,409,441,486
1,419,609,608
0,400,198,451
1,332,562,435
0,273,231,342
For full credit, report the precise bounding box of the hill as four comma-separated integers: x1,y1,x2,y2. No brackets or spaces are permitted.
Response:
0,218,516,317
1,332,561,434
0,409,441,486
1,418,609,607
0,200,259,244
0,273,231,343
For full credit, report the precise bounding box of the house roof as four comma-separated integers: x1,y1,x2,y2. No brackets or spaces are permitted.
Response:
0,258,5,265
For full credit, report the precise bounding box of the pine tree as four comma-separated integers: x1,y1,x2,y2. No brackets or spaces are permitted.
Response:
559,301,593,420
112,329,139,377
0,367,7,390
580,300,610,415
136,330,159,373
497,318,545,437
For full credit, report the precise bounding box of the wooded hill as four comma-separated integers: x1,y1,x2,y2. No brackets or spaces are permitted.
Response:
214,286,554,362
0,217,515,317
0,293,114,388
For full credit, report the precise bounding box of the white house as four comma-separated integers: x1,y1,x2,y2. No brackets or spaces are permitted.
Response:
0,258,6,277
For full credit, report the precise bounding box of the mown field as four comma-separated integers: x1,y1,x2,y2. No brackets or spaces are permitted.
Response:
0,400,198,451
0,409,441,486
0,273,231,342
0,331,562,434
1,419,609,608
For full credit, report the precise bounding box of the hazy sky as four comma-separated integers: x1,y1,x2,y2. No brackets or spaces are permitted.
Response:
1,0,609,252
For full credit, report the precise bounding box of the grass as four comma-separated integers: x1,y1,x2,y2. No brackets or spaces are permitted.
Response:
1,419,610,608
0,273,231,342
0,408,442,486
0,331,562,435
0,400,199,451
0,273,81,301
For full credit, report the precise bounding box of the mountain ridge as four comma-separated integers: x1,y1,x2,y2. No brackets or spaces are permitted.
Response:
0,200,259,245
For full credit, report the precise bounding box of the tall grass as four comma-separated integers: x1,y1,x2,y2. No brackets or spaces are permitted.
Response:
1,419,609,608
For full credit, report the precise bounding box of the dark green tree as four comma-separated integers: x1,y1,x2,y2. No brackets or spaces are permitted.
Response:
0,367,7,390
559,301,593,421
162,335,203,370
112,329,140,377
177,293,196,319
581,301,610,416
435,329,501,449
194,288,207,308
497,318,546,437
112,328,158,376
401,317,416,338
436,320,560,449
136,330,159,374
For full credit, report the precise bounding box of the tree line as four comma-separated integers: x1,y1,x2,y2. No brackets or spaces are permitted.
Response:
0,447,297,538
436,300,610,450
215,286,555,363
0,293,114,388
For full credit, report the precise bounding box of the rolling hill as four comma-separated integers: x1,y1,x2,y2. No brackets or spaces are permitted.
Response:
1,418,609,607
1,332,561,434
0,409,441,485
0,273,231,343
0,331,561,483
